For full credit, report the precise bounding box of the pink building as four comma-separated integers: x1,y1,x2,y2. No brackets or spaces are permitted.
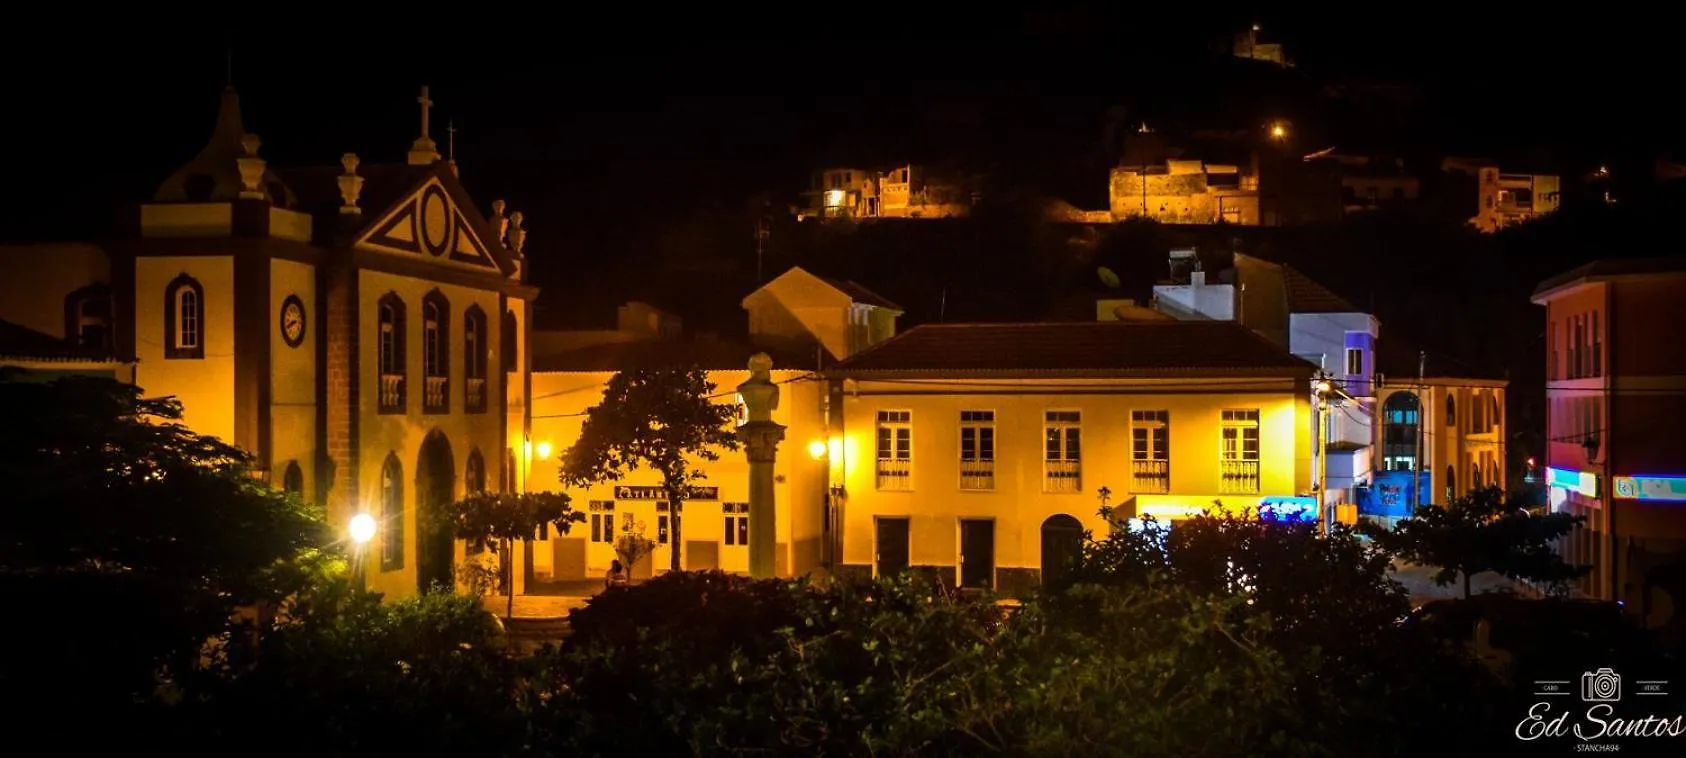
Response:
1533,257,1686,627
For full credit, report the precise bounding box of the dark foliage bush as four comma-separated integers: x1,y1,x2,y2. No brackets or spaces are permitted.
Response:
182,588,531,757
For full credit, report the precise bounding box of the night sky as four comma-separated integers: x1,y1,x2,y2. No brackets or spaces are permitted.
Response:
5,11,1675,305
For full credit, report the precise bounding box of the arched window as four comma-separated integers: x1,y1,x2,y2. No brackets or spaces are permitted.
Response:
465,448,486,494
1445,395,1456,428
380,453,405,571
1490,394,1501,430
421,290,450,413
165,274,205,359
377,293,406,413
502,309,518,372
1445,465,1456,501
466,448,487,554
1381,392,1420,472
63,285,112,350
1472,462,1483,490
464,305,488,413
282,460,305,496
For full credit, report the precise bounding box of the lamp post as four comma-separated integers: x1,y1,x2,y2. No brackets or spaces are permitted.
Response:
1312,375,1334,534
349,512,377,592
736,353,785,578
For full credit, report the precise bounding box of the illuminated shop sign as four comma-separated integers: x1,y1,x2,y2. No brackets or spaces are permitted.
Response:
1545,467,1598,498
1257,496,1318,524
1612,476,1686,502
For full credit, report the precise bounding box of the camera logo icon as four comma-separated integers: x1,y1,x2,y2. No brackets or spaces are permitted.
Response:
1581,668,1622,702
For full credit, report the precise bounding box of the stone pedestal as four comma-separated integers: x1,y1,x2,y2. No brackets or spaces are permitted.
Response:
736,353,784,579
740,421,785,578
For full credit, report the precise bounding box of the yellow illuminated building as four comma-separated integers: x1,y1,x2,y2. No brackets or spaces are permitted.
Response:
824,322,1315,592
0,86,538,599
527,287,1317,594
525,268,902,582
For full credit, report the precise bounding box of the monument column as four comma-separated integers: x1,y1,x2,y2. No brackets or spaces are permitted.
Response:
736,354,785,579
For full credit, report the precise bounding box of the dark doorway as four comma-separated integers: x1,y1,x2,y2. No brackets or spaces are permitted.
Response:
875,517,909,577
1040,514,1084,589
416,430,457,594
959,519,996,589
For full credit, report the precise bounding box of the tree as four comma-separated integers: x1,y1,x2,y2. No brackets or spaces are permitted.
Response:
1068,508,1507,757
188,589,529,756
559,366,741,573
1361,485,1588,598
441,492,580,619
0,374,325,727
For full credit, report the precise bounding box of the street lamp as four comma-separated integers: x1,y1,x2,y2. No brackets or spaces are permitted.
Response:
535,440,553,460
808,439,828,460
349,512,376,592
1269,122,1288,141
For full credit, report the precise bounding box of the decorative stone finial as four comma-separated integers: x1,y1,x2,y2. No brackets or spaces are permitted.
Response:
490,199,509,242
407,85,441,166
748,353,774,377
337,153,365,215
236,133,267,199
506,211,527,255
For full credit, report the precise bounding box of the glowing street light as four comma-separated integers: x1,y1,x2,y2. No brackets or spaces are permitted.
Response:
535,440,553,460
808,439,828,460
349,512,376,592
1269,122,1288,140
350,513,377,545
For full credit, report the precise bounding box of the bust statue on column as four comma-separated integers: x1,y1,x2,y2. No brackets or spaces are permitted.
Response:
736,353,784,578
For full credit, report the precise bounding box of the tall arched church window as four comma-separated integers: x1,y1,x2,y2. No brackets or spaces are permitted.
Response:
466,448,487,553
466,449,486,494
1446,395,1457,428
377,293,406,413
502,309,518,372
1381,393,1420,472
464,305,488,413
381,453,405,571
164,274,205,359
421,290,451,414
282,461,305,496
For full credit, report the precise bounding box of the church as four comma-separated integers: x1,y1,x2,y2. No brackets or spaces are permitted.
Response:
0,85,538,599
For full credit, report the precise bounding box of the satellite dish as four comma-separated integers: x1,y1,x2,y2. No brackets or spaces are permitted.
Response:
1097,266,1121,289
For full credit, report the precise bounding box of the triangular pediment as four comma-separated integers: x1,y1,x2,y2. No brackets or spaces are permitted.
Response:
356,175,502,272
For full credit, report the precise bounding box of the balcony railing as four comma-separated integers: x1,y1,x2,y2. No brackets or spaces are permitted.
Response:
1131,459,1170,493
465,377,486,413
424,375,448,412
1219,459,1261,494
1044,459,1081,493
378,374,404,412
877,458,911,491
960,459,995,490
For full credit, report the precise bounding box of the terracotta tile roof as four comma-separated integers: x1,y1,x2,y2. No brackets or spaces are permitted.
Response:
829,321,1317,376
534,339,815,373
817,276,903,311
1532,256,1686,300
0,319,127,363
1280,264,1359,314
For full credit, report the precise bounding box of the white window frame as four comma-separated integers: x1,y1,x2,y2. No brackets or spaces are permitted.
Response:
1219,409,1261,494
176,287,200,349
1044,410,1082,493
959,410,995,491
876,410,912,491
1130,410,1170,493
